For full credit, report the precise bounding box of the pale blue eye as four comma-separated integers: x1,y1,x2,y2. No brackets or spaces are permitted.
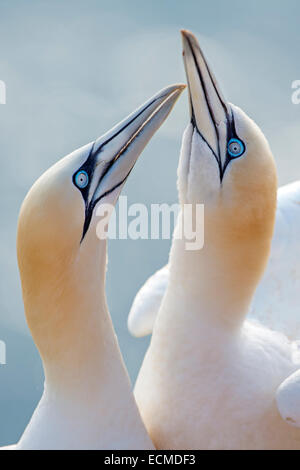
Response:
75,170,89,189
228,138,245,158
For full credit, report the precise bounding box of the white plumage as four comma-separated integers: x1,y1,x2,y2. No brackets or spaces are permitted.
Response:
250,181,300,338
128,181,300,339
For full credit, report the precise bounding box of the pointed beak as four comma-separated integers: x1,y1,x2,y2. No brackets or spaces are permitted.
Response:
80,84,185,239
181,29,231,176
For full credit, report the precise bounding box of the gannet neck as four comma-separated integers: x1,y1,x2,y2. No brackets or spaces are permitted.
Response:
17,233,153,449
17,203,153,450
18,210,105,374
163,204,275,329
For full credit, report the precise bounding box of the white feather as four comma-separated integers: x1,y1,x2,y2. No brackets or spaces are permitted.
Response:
128,181,300,339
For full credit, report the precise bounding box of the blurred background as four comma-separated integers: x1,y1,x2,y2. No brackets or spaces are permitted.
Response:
0,0,299,446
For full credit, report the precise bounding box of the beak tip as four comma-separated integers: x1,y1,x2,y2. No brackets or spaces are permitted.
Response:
180,29,195,39
169,84,187,99
176,84,187,99
180,29,200,52
160,84,186,106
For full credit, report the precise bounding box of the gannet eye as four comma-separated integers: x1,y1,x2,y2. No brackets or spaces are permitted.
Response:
228,138,245,158
74,170,89,189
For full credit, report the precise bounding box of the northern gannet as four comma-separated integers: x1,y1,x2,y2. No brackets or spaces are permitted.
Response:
1,84,185,450
133,30,300,450
128,181,300,338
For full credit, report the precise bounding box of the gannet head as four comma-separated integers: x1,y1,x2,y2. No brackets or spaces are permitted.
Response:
169,31,277,323
18,85,184,254
179,30,277,242
17,85,184,358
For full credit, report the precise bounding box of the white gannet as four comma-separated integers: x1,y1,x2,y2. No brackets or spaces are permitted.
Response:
1,84,185,450
133,30,300,450
128,181,300,338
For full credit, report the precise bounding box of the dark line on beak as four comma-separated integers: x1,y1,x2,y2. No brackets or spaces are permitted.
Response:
185,35,221,162
80,89,178,242
200,51,230,121
184,36,234,183
185,37,224,181
185,53,221,172
83,90,172,209
91,91,171,162
80,172,131,243
87,94,169,211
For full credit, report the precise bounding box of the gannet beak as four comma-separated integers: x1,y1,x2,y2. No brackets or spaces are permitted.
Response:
181,29,231,179
80,84,185,240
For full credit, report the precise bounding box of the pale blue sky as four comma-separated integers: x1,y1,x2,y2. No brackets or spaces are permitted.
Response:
0,0,299,445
